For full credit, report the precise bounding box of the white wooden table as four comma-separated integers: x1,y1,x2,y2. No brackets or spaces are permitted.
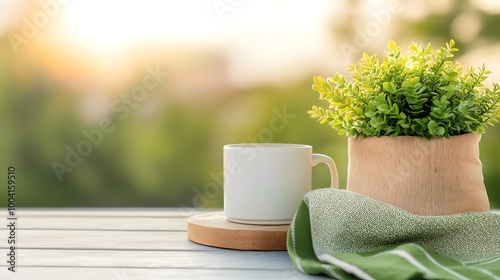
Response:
0,208,328,280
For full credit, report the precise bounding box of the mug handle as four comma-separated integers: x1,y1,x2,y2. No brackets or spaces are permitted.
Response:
312,154,339,189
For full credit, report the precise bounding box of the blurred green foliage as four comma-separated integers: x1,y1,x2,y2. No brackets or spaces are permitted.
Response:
0,49,348,207
1,0,499,209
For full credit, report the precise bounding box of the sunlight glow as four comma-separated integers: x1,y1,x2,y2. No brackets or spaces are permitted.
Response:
471,0,500,14
56,0,335,86
62,0,219,51
61,0,332,51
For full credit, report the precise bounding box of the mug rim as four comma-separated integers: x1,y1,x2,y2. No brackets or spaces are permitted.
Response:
224,143,312,149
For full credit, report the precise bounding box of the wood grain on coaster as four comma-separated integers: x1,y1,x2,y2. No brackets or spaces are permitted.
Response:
187,212,289,251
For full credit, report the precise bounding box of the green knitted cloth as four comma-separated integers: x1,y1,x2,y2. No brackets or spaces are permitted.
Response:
287,189,500,280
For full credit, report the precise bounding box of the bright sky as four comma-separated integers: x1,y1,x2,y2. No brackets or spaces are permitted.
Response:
3,0,500,87
61,0,333,50
1,0,337,87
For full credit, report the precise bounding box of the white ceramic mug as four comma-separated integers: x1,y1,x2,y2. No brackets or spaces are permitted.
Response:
223,143,338,225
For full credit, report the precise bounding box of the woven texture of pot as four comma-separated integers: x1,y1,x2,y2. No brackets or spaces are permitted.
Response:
347,133,490,215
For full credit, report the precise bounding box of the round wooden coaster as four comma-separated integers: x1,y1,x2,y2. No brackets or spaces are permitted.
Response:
187,212,289,251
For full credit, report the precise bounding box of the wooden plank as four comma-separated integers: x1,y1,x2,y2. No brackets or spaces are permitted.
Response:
0,249,294,269
0,230,216,251
0,208,213,218
0,267,325,280
0,217,188,231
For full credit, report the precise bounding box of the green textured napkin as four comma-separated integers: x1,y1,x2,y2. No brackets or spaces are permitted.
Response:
287,189,500,280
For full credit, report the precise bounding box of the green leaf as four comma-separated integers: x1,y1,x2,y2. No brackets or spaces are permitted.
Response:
388,39,397,51
392,104,399,114
443,71,458,81
442,112,455,119
377,104,391,113
417,85,427,94
428,120,445,136
365,109,376,118
348,128,358,136
369,116,385,127
397,120,410,128
411,123,424,134
383,82,397,93
402,77,420,88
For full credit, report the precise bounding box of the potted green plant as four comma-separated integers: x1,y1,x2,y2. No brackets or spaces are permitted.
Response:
308,39,500,215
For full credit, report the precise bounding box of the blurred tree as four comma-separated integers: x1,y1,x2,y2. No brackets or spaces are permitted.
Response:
0,0,499,208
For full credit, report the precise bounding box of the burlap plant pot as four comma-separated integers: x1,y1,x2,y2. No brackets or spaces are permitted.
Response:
347,133,490,216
